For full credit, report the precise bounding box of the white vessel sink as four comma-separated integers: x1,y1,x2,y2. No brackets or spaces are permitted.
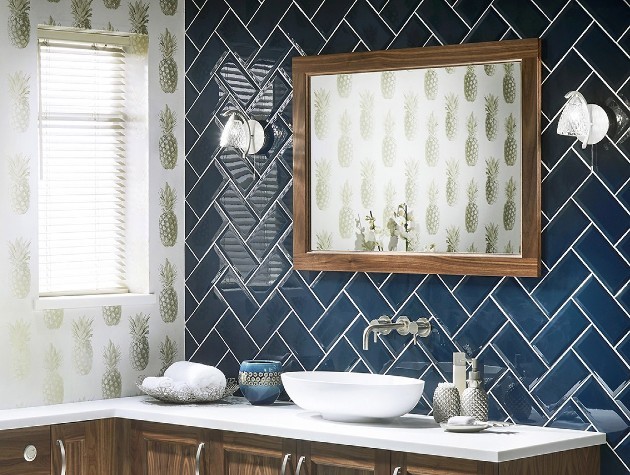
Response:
281,371,424,422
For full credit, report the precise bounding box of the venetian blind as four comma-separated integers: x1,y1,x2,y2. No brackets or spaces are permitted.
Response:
38,33,129,296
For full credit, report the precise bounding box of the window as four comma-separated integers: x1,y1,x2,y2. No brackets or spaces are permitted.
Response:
37,29,142,298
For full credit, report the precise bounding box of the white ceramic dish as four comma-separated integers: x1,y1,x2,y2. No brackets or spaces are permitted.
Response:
442,422,489,433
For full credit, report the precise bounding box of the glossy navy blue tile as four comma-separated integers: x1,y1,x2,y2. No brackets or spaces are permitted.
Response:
229,0,260,24
380,0,418,32
186,0,228,50
417,276,468,336
187,82,224,138
388,344,431,379
217,58,258,107
279,312,324,370
589,138,630,193
187,119,223,175
187,249,226,301
477,346,508,391
455,0,492,25
619,333,630,366
249,30,293,86
576,328,630,395
577,24,630,90
417,0,468,44
246,292,291,347
185,326,198,360
216,269,260,324
421,365,448,408
493,325,547,387
533,352,589,414
487,393,509,422
216,310,259,362
312,294,359,351
187,162,226,216
279,272,325,327
531,0,567,18
185,244,199,276
312,272,354,307
317,338,360,372
185,40,201,90
187,205,227,257
346,273,393,320
380,274,424,308
454,276,501,313
613,436,630,473
217,11,260,65
575,227,629,294
190,329,228,365
389,16,432,49
493,373,546,425
367,273,390,287
217,227,258,279
248,162,292,216
493,0,549,38
257,333,292,364
542,50,592,120
298,270,320,286
465,9,510,43
280,5,326,55
532,251,590,316
575,378,630,445
542,200,589,267
532,301,588,365
440,275,464,290
345,0,394,51
493,279,547,339
320,22,361,55
186,288,227,343
620,180,630,211
311,0,356,37
247,206,290,260
541,2,591,67
575,176,629,243
247,248,291,304
185,116,199,156
186,36,227,91
396,295,430,321
416,320,459,367
547,400,590,431
217,185,257,236
456,299,506,356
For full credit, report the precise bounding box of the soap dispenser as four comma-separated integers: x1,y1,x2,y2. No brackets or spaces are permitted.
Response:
461,358,488,422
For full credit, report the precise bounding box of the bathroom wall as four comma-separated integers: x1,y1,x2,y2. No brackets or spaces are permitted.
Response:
184,0,629,471
0,0,185,408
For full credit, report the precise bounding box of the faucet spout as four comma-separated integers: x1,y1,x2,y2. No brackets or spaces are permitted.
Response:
362,316,431,350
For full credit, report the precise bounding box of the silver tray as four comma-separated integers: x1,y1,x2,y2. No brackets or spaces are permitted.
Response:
138,378,239,403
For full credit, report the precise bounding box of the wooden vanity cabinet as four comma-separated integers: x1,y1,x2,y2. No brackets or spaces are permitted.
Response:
0,426,51,475
219,432,294,475
393,452,495,475
296,441,390,475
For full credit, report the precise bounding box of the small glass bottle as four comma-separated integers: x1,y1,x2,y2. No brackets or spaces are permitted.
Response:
461,358,488,422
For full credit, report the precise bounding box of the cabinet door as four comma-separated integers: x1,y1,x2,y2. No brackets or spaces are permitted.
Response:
297,441,390,475
220,432,295,475
0,426,51,475
131,420,218,475
392,452,497,475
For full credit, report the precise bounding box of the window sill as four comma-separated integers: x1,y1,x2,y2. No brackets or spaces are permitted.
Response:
35,293,156,310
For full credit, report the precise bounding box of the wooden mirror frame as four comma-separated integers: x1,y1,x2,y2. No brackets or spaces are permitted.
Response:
292,39,541,277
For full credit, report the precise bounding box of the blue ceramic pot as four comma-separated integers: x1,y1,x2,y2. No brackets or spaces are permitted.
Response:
238,360,283,405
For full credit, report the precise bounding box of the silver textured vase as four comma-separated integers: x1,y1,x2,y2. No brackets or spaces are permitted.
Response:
432,382,461,423
461,386,488,422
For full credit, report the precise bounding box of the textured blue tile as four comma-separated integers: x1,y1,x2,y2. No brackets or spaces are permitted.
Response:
534,352,589,414
216,269,259,324
417,0,468,44
575,176,629,243
317,338,360,372
532,252,590,315
247,205,290,260
279,312,324,370
387,344,431,379
217,58,258,107
279,272,325,327
416,321,458,368
346,274,393,321
577,24,630,91
494,279,547,339
477,346,508,391
312,295,359,351
190,330,228,366
453,276,500,313
312,272,354,307
575,227,630,294
248,162,292,216
541,2,591,67
494,0,549,37
389,15,432,49
542,200,589,267
217,227,258,280
576,328,630,395
380,274,424,308
247,248,291,304
417,276,468,336
575,378,630,445
493,373,546,425
548,400,591,431
542,150,590,217
493,325,548,387
218,186,257,237
487,393,509,422
246,292,291,347
533,301,589,365
456,299,506,357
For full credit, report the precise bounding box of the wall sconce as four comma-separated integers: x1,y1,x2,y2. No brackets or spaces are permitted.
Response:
219,110,265,158
557,91,609,148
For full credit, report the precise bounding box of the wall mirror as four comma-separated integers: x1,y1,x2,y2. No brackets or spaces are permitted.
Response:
293,39,541,277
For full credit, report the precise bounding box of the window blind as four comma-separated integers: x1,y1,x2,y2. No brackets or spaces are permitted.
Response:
38,36,128,296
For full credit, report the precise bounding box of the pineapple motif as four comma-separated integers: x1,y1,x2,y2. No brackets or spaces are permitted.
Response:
484,64,496,76
8,0,30,48
464,65,478,102
337,74,352,98
102,341,122,399
485,157,499,205
505,241,514,254
159,105,178,169
503,178,517,231
382,112,396,167
46,16,59,26
426,182,439,235
104,0,121,9
103,305,121,326
382,181,396,228
130,313,150,371
315,158,331,210
315,231,332,250
424,69,438,100
159,183,177,247
360,160,375,208
404,93,419,140
404,159,419,207
159,258,178,323
467,243,478,253
503,63,516,104
159,336,178,376
445,67,455,74
465,180,479,233
504,114,517,166
160,0,177,15
9,71,30,133
43,345,63,404
8,237,30,298
9,154,30,214
44,309,64,329
446,226,460,253
159,29,178,93
129,1,149,55
71,0,93,29
72,317,94,375
446,159,460,207
338,182,354,239
485,94,499,141
465,114,478,166
485,223,499,253
9,319,30,380
337,111,353,167
359,92,375,140
381,71,396,99
313,89,330,139
425,112,439,166
445,93,459,141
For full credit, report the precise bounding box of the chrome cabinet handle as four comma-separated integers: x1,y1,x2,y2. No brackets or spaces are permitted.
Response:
195,442,205,475
57,440,66,475
280,453,292,475
296,456,306,475
392,467,402,475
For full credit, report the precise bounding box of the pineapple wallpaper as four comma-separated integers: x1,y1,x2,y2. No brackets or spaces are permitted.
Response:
310,64,522,254
0,0,184,409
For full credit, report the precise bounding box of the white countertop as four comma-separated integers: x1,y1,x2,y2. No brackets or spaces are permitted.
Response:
0,396,605,463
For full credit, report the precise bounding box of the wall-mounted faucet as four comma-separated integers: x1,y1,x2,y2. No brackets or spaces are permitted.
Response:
362,315,431,350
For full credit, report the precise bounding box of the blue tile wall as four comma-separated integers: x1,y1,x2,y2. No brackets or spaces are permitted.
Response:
184,0,630,471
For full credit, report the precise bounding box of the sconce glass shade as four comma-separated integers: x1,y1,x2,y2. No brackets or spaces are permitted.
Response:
557,91,609,148
220,110,265,157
